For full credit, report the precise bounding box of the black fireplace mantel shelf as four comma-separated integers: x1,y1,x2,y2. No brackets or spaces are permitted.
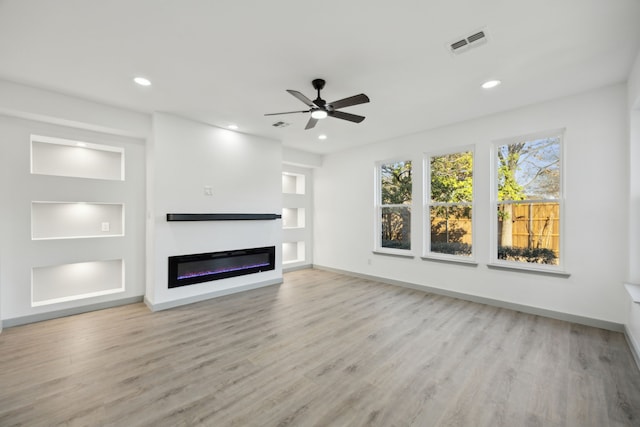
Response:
166,213,282,222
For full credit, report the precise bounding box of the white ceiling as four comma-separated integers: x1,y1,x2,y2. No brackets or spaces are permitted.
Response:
1,0,639,155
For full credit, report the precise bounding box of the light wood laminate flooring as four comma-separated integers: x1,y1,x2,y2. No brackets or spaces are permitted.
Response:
1,268,639,426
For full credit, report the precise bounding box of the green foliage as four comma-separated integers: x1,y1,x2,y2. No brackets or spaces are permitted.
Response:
497,143,525,202
430,242,472,256
497,246,557,264
429,153,473,248
430,152,473,203
382,239,411,250
497,137,561,201
381,161,412,205
381,161,412,249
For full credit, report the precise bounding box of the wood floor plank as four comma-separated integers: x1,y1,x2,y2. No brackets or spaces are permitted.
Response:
1,268,639,426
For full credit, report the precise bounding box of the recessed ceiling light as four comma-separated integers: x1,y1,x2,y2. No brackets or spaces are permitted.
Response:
134,77,152,86
481,79,501,89
228,124,238,130
318,134,327,140
76,142,87,147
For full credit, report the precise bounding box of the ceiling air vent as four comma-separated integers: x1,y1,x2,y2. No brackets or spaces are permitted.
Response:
272,121,290,128
449,29,487,54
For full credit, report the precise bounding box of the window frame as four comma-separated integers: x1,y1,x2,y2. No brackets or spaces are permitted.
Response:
374,158,414,257
489,129,567,274
423,145,476,264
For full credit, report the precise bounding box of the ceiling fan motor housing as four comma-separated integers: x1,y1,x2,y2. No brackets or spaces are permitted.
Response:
312,78,326,90
264,78,369,129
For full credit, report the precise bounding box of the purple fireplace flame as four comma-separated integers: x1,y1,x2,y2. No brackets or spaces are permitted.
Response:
169,246,275,288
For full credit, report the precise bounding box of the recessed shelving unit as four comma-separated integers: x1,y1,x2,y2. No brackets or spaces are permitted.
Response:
282,167,311,269
32,202,124,240
26,133,130,313
283,241,305,265
31,134,124,181
282,172,305,195
282,207,305,229
31,259,125,307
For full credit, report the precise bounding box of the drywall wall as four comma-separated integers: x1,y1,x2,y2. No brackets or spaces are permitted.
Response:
626,51,640,361
146,113,283,309
283,146,323,168
0,79,150,139
0,80,149,327
0,115,146,322
314,83,629,324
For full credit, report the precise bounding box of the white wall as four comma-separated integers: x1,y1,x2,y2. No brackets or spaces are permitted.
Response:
146,113,283,309
0,115,146,322
315,84,629,324
0,80,150,139
0,80,149,328
283,146,323,168
626,51,640,361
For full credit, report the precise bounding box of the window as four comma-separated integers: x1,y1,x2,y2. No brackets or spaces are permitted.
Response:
425,148,474,260
376,160,412,252
492,131,563,270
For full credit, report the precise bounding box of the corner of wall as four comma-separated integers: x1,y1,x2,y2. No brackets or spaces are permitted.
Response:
283,146,323,168
628,50,640,110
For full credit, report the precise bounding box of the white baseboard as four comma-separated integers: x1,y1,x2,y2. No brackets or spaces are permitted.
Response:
624,325,640,372
283,263,313,273
1,296,144,329
312,264,624,333
144,278,283,312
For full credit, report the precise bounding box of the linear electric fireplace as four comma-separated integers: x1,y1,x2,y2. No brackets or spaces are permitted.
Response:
168,246,276,288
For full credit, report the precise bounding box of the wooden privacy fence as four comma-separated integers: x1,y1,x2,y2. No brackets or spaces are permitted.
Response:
431,202,559,254
501,202,559,254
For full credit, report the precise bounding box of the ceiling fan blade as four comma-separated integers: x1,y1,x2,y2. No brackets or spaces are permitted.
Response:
329,110,366,123
264,110,310,116
305,117,318,130
287,90,316,107
328,93,370,110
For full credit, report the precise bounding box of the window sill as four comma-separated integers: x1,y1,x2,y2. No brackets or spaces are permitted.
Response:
487,262,571,278
372,250,415,259
625,283,640,303
421,255,478,266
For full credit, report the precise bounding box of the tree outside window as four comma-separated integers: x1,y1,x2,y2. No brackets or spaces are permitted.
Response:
427,150,473,257
379,161,412,250
495,134,562,266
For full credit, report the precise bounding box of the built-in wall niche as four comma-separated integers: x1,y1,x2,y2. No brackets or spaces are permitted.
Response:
31,202,124,240
283,241,305,264
282,172,305,195
31,259,124,307
282,207,305,229
30,134,124,181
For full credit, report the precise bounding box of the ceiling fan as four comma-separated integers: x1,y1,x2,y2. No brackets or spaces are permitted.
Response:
265,79,370,130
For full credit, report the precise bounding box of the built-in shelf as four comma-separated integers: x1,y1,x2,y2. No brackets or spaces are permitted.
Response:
282,207,305,229
283,241,305,264
166,213,282,221
282,172,305,195
31,259,125,307
31,134,124,181
32,202,124,240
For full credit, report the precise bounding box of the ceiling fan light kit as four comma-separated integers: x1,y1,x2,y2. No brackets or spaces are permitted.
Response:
265,78,370,130
311,110,328,119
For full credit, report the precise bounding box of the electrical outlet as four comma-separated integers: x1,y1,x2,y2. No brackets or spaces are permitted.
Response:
204,186,213,196
101,222,110,232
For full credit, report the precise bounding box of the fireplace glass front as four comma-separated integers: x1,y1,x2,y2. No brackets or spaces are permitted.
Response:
168,246,276,288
